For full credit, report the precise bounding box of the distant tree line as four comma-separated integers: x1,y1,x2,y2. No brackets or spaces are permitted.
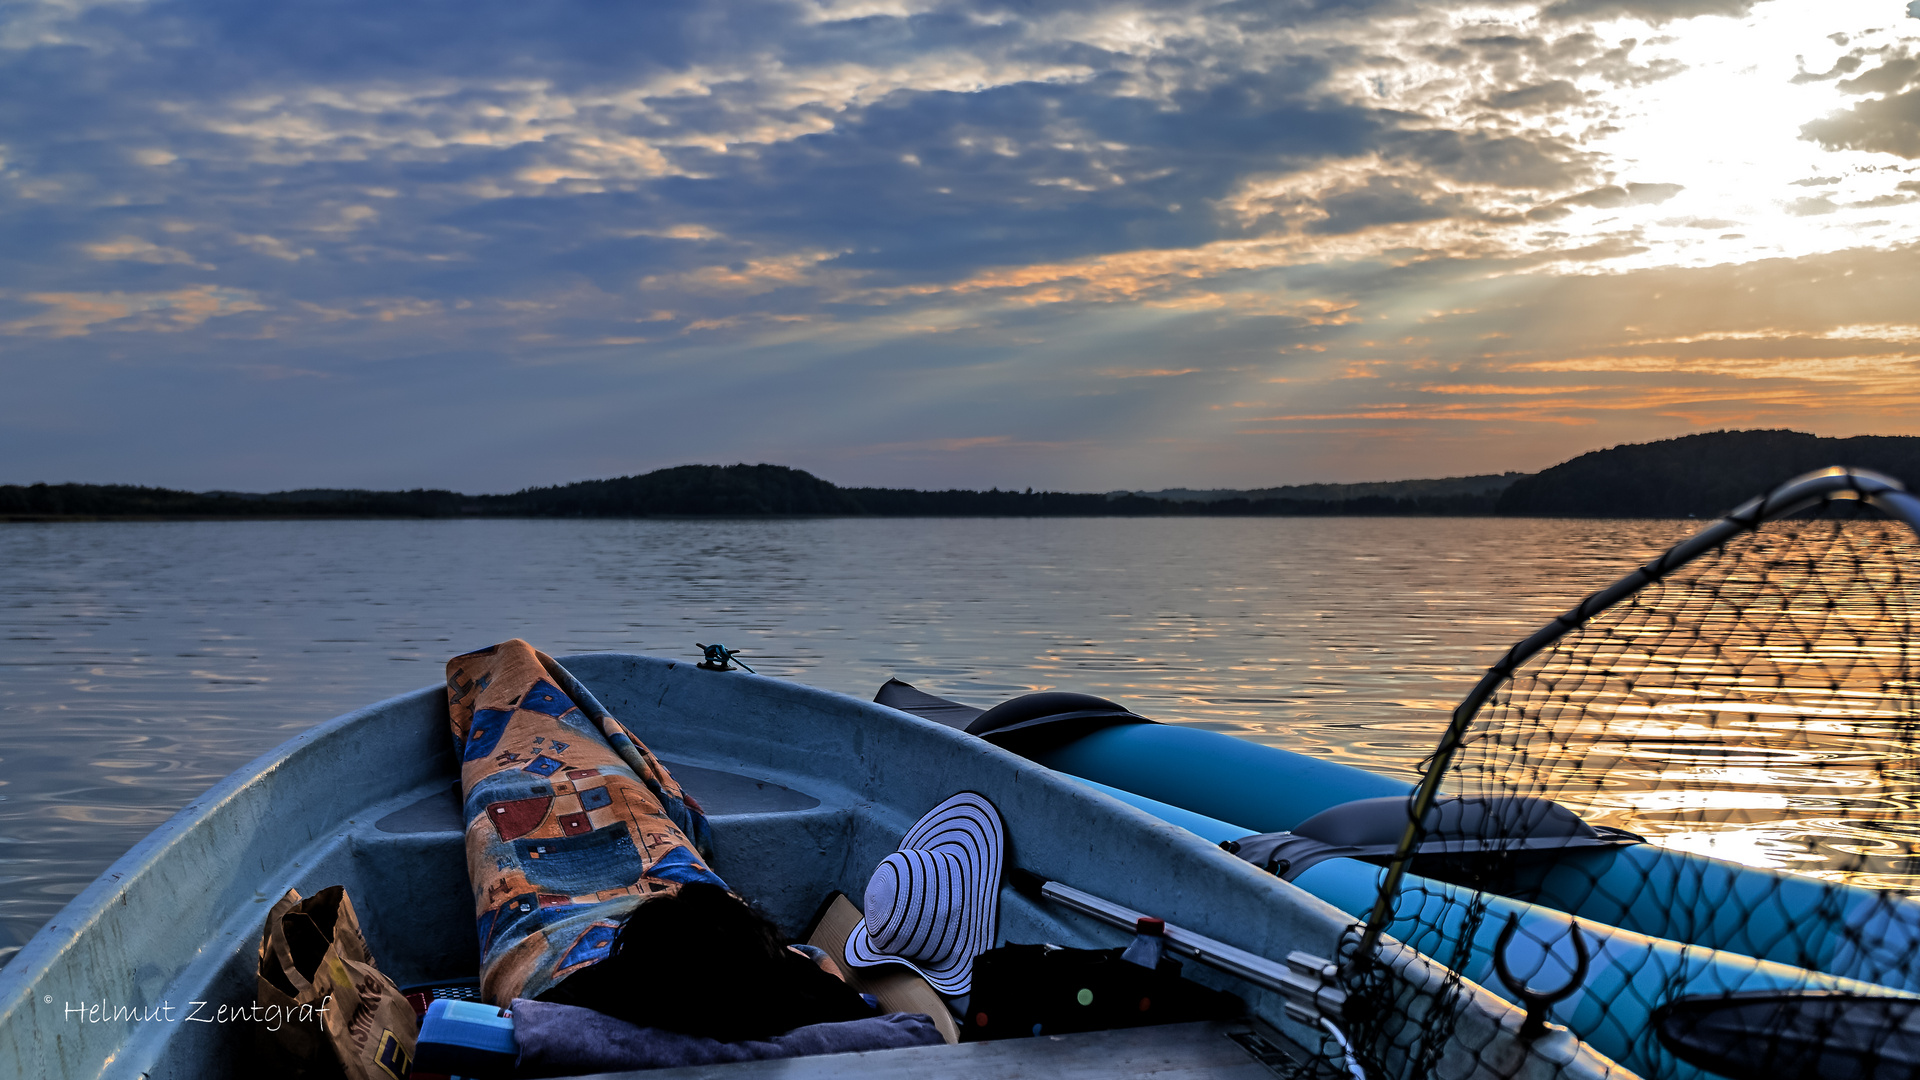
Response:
7,431,1917,520
0,463,1503,520
552,467,1502,517
0,484,470,519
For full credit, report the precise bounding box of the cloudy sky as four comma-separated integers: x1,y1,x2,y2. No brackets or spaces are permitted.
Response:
3,0,1918,493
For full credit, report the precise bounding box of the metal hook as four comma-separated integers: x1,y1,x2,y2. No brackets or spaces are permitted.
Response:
695,643,755,673
1492,915,1589,1039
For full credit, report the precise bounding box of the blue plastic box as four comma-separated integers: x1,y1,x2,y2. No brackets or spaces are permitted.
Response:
414,997,518,1078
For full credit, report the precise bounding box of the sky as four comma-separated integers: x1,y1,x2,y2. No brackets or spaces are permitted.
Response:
3,0,1919,493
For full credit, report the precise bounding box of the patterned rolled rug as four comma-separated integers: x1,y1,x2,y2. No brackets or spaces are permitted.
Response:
444,638,727,1005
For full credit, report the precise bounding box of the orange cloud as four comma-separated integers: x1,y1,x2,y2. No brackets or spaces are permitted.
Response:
1511,355,1920,383
2,286,266,337
1420,383,1615,394
1100,367,1205,378
83,236,209,268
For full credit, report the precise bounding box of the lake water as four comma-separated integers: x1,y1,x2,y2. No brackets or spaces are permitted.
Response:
4,514,1906,969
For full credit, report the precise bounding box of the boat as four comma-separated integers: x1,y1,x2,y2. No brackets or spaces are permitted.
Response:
0,650,1622,1080
878,676,1920,1079
877,466,1920,1080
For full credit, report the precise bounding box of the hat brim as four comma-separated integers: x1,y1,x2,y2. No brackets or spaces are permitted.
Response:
844,791,1003,996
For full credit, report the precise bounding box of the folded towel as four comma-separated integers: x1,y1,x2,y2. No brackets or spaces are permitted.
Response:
509,998,944,1076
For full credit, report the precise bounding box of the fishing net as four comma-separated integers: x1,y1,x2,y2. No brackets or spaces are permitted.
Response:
1341,469,1920,1080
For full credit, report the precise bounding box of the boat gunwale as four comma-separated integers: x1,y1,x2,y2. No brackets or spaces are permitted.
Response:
0,679,454,1077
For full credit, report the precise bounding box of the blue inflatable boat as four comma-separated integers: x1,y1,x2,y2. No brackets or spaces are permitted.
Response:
879,467,1920,1080
875,678,1920,1079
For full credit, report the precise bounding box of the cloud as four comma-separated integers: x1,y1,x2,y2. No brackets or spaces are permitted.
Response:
1787,195,1840,215
1800,49,1920,158
1482,79,1589,112
1791,55,1866,85
83,237,211,268
1802,91,1920,158
1558,182,1685,209
1540,0,1757,25
1309,174,1473,233
1836,50,1920,96
1379,128,1599,191
0,286,266,337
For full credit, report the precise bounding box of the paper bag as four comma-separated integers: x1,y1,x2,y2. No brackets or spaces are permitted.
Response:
257,885,419,1080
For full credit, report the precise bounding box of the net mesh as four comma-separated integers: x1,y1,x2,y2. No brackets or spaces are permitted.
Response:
1343,495,1920,1080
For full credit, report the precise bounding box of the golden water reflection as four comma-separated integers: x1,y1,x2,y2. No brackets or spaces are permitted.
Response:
1456,519,1920,893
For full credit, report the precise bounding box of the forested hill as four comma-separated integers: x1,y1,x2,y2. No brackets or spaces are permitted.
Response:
7,431,1919,519
1496,431,1920,517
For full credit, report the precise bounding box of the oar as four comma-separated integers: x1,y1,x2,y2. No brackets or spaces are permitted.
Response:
1009,868,1365,1080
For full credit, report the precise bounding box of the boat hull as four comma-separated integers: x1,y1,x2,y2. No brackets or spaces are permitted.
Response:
1031,721,1920,990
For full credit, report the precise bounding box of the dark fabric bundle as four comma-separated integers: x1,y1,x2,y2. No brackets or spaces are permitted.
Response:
961,943,1240,1041
509,999,944,1076
536,882,875,1042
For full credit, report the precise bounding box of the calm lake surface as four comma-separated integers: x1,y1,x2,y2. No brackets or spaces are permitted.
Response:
0,513,1868,967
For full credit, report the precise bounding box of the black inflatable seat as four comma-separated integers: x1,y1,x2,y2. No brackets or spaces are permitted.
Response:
875,681,1152,753
1225,794,1642,881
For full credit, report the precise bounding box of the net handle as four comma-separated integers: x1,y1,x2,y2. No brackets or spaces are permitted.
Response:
1351,466,1920,966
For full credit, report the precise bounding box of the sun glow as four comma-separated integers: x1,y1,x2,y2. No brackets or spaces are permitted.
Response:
1303,0,1920,274
1589,0,1920,269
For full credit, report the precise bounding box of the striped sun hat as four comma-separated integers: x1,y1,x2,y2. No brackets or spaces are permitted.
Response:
844,791,1004,996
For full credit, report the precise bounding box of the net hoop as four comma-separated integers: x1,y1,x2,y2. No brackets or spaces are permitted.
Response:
1352,465,1920,965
